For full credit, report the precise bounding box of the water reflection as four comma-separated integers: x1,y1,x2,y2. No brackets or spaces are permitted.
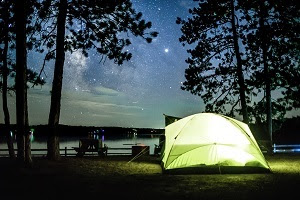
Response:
0,134,160,156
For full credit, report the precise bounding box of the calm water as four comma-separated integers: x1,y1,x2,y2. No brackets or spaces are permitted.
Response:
0,134,161,156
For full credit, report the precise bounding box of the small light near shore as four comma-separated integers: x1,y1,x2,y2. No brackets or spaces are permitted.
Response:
30,128,35,142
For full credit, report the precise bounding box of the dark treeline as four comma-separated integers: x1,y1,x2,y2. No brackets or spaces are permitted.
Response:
249,116,300,143
0,116,298,142
272,117,300,144
0,124,164,137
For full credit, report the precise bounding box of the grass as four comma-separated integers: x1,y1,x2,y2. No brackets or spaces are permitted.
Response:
0,154,300,199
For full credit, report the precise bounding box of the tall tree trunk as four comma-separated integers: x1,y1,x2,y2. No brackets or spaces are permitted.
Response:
15,0,27,164
2,2,16,159
231,0,249,124
24,62,32,165
264,54,272,144
47,0,67,160
259,1,272,148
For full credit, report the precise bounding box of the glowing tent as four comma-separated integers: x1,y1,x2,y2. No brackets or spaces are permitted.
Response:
161,113,271,174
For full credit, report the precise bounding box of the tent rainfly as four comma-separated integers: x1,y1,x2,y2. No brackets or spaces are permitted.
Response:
161,113,271,174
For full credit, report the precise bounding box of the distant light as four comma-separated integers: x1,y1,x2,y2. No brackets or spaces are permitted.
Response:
30,129,34,142
273,144,300,153
164,48,169,53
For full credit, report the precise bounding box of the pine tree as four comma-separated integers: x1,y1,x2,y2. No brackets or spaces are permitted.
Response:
240,0,300,143
0,0,15,159
1,0,46,163
15,0,28,164
177,0,249,123
38,0,158,160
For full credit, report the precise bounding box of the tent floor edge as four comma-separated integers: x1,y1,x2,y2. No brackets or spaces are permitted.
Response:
163,166,271,175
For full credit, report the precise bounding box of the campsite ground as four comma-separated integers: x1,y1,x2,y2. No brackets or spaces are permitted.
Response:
0,154,299,199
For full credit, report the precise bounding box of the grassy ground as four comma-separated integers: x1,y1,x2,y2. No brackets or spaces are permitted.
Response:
0,154,300,199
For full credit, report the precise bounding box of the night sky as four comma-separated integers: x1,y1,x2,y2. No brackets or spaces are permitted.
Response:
1,0,298,128
1,0,202,128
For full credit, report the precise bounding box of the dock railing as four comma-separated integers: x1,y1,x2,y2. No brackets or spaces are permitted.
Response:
272,144,300,153
0,147,133,157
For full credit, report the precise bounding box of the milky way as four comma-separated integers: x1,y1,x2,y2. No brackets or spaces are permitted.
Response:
1,1,209,128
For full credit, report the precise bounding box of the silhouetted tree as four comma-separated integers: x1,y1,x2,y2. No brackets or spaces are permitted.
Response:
38,0,158,160
1,0,45,164
177,0,249,123
15,0,28,164
0,0,15,158
240,0,300,142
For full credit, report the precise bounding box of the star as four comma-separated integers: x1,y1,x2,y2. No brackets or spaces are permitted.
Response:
18,0,216,128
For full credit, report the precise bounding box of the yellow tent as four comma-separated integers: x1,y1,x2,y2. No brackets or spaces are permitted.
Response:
161,113,271,174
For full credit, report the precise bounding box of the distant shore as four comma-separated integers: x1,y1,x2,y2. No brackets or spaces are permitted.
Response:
0,124,165,137
1,116,299,142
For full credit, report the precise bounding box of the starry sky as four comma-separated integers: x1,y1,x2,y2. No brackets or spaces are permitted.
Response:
2,0,297,129
1,0,204,129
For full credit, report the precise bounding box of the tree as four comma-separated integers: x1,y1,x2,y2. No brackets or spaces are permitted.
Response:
177,0,250,123
38,0,158,160
240,0,300,143
15,0,28,164
1,0,46,162
0,0,16,158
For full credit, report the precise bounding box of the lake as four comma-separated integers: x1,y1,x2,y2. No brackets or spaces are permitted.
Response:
0,133,162,156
